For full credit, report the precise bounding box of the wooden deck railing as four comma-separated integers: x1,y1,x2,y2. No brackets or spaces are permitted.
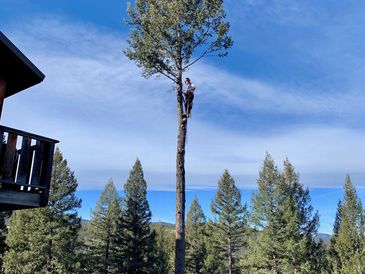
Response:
0,125,58,209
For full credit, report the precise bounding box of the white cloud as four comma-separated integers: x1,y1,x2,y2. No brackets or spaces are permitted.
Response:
2,16,365,190
190,63,365,116
225,0,365,93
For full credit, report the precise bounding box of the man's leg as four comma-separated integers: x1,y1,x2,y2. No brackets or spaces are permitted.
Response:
182,96,187,122
183,100,187,118
186,100,190,118
187,94,193,118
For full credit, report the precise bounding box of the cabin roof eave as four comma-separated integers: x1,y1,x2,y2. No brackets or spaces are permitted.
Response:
0,31,45,97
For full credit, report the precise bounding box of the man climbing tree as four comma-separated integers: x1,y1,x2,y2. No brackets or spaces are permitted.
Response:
183,77,196,121
125,1,232,273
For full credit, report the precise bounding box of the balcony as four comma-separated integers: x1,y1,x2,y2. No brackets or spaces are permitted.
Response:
0,125,58,211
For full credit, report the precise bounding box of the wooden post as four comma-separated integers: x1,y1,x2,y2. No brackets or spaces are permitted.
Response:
3,133,17,181
0,79,6,121
30,140,44,187
40,141,54,206
17,137,32,186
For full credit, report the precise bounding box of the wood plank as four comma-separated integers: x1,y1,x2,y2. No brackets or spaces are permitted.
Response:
30,140,44,187
2,133,17,181
11,152,19,187
16,137,32,185
0,189,41,207
40,142,55,206
0,180,44,189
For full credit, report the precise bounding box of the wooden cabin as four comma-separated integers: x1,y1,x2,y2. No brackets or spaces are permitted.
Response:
0,31,58,211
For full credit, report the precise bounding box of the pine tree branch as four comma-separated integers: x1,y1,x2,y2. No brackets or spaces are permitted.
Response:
155,66,178,84
183,46,213,70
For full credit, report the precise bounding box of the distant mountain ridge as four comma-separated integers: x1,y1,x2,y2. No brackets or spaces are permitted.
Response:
81,218,174,228
81,219,331,243
315,233,331,245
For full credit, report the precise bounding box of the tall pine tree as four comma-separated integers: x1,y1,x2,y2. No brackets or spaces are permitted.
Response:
329,175,365,274
125,2,233,271
279,159,324,273
242,154,283,274
209,170,247,274
114,159,157,273
82,179,121,274
3,147,82,274
186,197,207,274
243,154,324,273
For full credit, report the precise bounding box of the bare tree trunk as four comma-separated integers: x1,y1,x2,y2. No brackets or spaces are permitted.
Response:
175,77,186,274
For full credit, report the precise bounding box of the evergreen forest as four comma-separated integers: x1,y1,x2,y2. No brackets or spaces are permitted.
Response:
1,149,364,274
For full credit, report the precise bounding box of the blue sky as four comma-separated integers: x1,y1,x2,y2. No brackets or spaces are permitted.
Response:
1,0,365,233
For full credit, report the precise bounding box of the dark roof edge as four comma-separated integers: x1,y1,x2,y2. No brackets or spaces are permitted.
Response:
0,31,45,81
